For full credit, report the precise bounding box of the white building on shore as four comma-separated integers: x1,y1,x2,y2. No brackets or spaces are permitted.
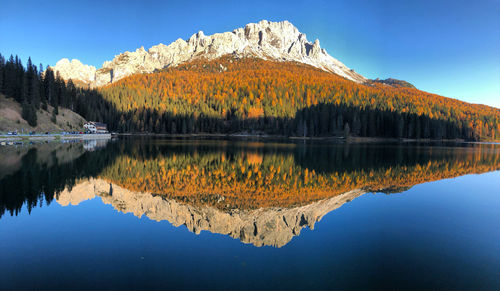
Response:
84,122,108,133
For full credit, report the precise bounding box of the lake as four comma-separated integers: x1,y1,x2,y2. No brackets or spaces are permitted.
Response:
1,137,499,290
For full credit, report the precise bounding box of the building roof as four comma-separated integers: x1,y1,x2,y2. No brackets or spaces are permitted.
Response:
85,121,107,127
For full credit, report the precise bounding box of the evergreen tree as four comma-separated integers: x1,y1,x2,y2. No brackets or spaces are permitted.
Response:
344,122,350,138
352,112,361,136
21,99,37,127
24,57,41,109
3,55,16,98
337,113,343,132
396,116,404,138
51,108,57,124
44,68,55,107
66,79,76,110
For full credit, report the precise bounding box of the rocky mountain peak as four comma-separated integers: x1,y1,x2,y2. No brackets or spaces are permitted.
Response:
51,20,366,86
51,58,96,83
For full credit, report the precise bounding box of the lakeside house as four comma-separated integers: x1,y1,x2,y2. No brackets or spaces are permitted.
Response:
84,122,108,133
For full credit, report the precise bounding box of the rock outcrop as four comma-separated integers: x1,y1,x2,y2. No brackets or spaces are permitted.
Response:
57,178,365,247
51,20,366,86
51,58,96,84
370,78,416,89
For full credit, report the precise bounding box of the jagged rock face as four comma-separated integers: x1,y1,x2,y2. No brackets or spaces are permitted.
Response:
51,20,366,86
51,58,96,84
56,178,365,247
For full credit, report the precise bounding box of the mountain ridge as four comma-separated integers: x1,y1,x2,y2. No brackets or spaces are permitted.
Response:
50,20,366,86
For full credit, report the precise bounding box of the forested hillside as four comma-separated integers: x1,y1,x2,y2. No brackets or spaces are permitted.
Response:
100,56,500,140
2,53,499,140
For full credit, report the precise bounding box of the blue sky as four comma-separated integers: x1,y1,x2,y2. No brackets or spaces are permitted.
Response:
1,0,499,108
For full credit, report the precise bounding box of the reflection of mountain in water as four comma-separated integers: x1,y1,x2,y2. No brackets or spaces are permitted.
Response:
2,138,500,248
59,141,497,247
57,178,365,247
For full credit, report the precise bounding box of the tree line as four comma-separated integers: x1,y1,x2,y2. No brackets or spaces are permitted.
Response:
109,103,467,140
1,53,499,140
101,141,500,210
0,53,118,128
100,56,500,140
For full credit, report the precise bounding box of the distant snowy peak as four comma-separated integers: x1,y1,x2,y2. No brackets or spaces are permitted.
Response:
51,20,367,86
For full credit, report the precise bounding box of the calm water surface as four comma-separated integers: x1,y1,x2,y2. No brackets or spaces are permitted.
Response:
1,137,499,290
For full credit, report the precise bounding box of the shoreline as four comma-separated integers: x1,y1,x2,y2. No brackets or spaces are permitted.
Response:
118,132,483,143
0,133,112,142
2,132,496,144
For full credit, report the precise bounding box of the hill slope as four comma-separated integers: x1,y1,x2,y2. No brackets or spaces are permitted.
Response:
0,94,86,133
98,56,500,140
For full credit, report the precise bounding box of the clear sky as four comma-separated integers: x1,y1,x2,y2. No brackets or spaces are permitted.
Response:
1,0,499,108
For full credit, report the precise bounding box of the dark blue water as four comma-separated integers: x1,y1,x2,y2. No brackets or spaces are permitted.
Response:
0,138,499,290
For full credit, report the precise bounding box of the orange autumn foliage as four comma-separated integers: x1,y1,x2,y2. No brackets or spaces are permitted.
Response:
100,55,500,139
99,145,500,210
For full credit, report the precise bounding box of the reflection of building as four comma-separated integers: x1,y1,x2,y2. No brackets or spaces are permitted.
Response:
84,122,108,133
83,139,110,151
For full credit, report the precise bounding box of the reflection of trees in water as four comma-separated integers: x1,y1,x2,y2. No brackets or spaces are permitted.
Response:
0,142,119,218
294,143,499,173
1,140,499,218
101,142,500,210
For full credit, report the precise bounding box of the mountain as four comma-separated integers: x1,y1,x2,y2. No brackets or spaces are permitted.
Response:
51,59,97,87
24,20,498,140
51,20,366,86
